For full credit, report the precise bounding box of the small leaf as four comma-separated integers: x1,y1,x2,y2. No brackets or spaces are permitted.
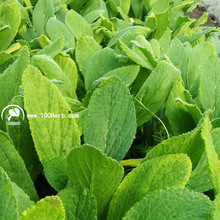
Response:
66,145,124,217
19,196,65,220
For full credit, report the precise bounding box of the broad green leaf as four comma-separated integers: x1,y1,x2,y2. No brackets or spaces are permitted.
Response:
130,0,144,19
135,61,180,126
65,9,93,39
36,37,64,57
0,46,29,131
43,156,68,192
107,154,192,220
212,194,220,220
186,42,216,92
46,18,75,50
84,48,117,90
0,167,17,220
66,145,124,217
58,185,97,220
32,55,77,99
83,0,109,23
122,188,212,220
107,26,150,48
165,80,202,135
83,76,136,161
195,56,220,119
186,151,212,193
32,0,54,36
131,35,157,68
145,114,208,169
111,0,130,15
69,0,87,12
75,35,102,75
186,127,220,193
202,111,220,195
54,52,78,90
0,0,21,51
6,96,41,182
0,52,15,73
0,131,38,201
167,38,191,85
12,182,35,216
118,39,153,70
22,65,80,185
103,65,140,86
18,196,65,220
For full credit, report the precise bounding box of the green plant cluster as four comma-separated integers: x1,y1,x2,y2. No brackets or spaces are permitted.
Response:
0,0,220,219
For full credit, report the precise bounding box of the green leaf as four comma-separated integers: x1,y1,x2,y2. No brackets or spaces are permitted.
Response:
58,185,97,220
103,65,140,87
46,17,75,50
0,46,30,131
0,51,15,73
165,80,202,135
111,0,130,15
36,37,64,57
18,196,65,220
84,48,117,91
118,39,153,70
211,194,220,220
12,182,35,216
83,76,136,161
195,55,220,119
0,0,21,51
0,131,38,201
66,145,124,217
75,35,102,75
0,167,17,220
83,0,109,23
202,111,220,195
43,156,68,192
53,52,78,90
135,61,180,126
145,115,208,169
130,0,144,19
6,96,41,182
107,26,150,48
167,38,191,85
32,55,77,99
186,42,216,92
186,127,220,193
22,65,80,186
107,154,192,220
122,188,212,220
32,0,54,36
65,9,93,39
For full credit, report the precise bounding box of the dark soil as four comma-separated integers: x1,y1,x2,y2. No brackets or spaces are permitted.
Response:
188,6,219,28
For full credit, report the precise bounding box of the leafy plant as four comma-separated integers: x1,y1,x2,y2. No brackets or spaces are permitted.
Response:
0,0,220,219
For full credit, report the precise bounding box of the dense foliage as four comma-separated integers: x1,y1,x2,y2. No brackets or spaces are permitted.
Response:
0,0,220,219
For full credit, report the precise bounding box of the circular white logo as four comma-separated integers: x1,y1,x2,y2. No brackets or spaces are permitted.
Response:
1,105,25,126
